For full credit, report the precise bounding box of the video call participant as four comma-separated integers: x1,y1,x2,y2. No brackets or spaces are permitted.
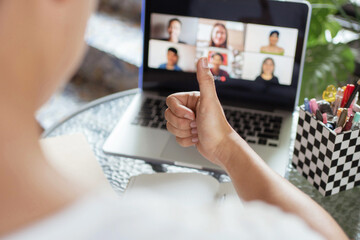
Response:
159,47,182,71
255,57,279,84
260,30,285,56
210,52,229,81
162,18,185,44
210,23,228,48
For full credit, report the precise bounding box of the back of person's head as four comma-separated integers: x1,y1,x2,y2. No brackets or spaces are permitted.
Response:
0,1,97,237
0,0,96,110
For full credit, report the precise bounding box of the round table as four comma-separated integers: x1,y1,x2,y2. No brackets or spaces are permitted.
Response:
43,88,360,240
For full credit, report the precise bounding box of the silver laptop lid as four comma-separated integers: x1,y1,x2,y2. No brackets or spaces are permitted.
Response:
140,0,311,112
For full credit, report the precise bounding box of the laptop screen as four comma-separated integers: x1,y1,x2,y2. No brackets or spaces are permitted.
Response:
141,0,311,111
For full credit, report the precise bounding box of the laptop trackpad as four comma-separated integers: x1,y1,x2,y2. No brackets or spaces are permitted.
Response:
161,136,222,171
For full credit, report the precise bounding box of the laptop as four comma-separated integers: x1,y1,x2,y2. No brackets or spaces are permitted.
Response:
103,0,311,176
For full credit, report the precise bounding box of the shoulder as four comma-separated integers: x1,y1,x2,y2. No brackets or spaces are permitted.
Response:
272,76,279,84
260,46,268,51
277,47,285,55
220,70,229,77
159,63,166,69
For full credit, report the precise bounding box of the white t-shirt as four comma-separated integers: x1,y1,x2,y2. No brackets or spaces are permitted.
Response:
4,191,324,240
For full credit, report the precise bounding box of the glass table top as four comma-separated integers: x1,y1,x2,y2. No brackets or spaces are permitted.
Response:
43,88,360,240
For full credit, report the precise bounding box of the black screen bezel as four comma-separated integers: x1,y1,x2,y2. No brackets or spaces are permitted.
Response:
140,0,311,111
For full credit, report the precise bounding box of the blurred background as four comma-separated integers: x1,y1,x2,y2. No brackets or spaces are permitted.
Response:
37,0,360,131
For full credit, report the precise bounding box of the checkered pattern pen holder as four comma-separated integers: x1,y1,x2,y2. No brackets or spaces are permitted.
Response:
292,106,360,196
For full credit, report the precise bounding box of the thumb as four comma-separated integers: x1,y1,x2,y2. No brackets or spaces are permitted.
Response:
196,57,217,100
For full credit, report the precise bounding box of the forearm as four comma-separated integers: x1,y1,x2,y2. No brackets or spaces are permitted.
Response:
216,132,348,240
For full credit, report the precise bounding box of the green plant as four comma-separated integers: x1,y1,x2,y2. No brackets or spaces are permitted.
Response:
299,0,358,104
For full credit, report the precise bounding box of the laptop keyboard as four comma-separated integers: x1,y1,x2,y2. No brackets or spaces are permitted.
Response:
223,107,282,147
132,97,282,147
131,98,168,130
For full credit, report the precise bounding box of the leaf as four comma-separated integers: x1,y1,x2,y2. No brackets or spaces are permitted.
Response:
299,43,355,104
307,7,337,47
324,17,342,38
307,0,348,5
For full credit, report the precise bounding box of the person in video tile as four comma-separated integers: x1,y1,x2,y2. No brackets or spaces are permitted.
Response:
162,18,185,44
260,31,284,56
255,57,279,84
159,47,182,71
210,23,228,49
210,52,229,82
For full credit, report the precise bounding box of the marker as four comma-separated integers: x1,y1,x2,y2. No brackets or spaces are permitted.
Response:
304,98,311,113
337,108,348,128
309,98,318,115
343,115,354,131
322,113,328,124
333,88,344,115
344,79,360,108
341,84,355,108
337,108,344,118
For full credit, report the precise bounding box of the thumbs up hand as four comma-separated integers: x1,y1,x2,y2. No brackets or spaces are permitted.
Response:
165,58,239,167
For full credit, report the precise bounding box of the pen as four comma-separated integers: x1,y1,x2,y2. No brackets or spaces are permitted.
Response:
337,108,348,128
341,84,355,108
337,108,344,118
343,115,354,132
344,79,360,108
322,113,327,124
309,98,318,115
333,88,344,115
304,98,311,113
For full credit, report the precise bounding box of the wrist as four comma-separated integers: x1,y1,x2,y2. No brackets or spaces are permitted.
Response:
213,130,245,170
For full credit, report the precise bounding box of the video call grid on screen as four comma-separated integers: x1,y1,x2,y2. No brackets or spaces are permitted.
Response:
148,13,299,86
